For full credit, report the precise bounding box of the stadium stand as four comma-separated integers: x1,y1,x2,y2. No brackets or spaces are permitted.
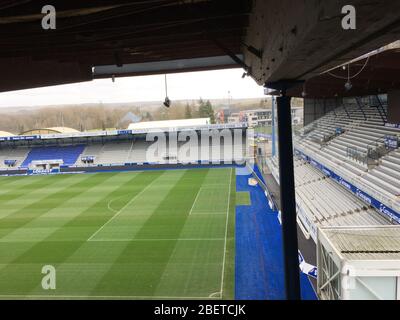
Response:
294,158,388,226
128,140,150,163
71,131,247,166
21,145,86,167
75,144,104,166
93,141,133,165
268,156,390,240
0,147,29,169
0,123,248,171
294,99,400,218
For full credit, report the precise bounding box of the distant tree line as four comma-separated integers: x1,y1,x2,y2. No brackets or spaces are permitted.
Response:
0,98,217,134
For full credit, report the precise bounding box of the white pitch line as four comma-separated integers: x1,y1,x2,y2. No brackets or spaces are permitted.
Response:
219,167,232,297
188,187,202,215
87,177,160,241
88,238,225,242
0,294,220,300
107,197,120,213
190,211,226,215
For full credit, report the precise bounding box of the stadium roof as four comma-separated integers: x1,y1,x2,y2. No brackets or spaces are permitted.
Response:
0,131,15,137
21,127,80,135
2,1,400,92
127,118,210,130
120,112,142,124
46,127,80,133
319,226,400,261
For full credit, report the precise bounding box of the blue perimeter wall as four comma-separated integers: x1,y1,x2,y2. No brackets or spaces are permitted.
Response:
235,166,317,300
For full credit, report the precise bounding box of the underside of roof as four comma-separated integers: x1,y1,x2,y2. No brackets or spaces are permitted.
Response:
0,0,251,92
2,1,400,96
274,48,400,98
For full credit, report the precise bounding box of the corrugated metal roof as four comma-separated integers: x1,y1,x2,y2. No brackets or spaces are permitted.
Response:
321,226,400,260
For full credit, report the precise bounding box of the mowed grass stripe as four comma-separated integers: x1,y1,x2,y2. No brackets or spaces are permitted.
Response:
0,173,118,266
0,175,28,188
154,168,232,297
0,174,94,219
0,174,71,202
25,171,184,296
1,173,137,242
89,170,186,241
0,173,117,239
0,172,155,295
92,169,208,296
0,168,236,299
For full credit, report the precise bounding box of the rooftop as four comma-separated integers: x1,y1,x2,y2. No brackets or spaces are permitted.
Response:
320,226,400,261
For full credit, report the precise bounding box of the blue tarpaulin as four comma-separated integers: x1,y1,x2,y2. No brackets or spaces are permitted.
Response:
235,166,317,300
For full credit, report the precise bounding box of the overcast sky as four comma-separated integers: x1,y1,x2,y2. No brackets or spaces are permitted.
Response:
0,68,265,108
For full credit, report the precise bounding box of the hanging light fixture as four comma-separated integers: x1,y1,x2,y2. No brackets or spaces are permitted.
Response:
344,63,352,91
327,56,370,92
163,74,171,108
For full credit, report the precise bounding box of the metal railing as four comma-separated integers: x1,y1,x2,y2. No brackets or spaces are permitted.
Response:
375,95,388,121
346,146,367,165
355,97,368,121
367,135,398,160
248,160,278,211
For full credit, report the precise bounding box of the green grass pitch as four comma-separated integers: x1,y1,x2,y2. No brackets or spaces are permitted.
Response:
0,167,235,299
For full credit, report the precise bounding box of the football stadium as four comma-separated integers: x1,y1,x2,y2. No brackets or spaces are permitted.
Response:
1,0,400,305
0,121,246,299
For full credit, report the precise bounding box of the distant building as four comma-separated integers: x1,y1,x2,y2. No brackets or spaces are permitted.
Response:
244,109,273,127
120,112,142,125
227,113,240,124
215,107,234,124
227,112,246,124
227,108,303,127
291,107,303,125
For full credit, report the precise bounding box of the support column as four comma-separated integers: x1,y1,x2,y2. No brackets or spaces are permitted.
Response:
276,94,301,300
271,96,276,157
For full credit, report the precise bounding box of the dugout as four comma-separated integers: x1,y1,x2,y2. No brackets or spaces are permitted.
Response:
29,159,63,171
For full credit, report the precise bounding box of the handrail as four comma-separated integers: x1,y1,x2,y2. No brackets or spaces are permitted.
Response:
367,134,398,155
343,104,350,118
355,97,367,121
364,134,399,166
321,127,345,146
376,94,388,120
346,146,367,165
